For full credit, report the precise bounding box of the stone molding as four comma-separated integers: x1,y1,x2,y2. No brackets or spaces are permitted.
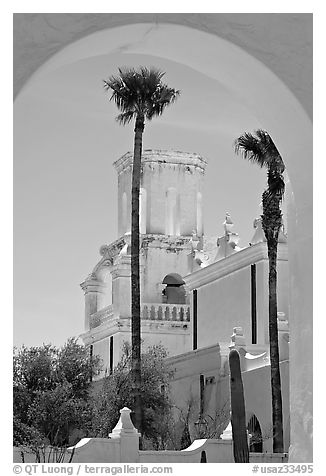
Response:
113,149,207,174
99,236,125,258
141,234,193,251
184,241,288,291
165,342,221,366
81,313,190,345
80,279,107,294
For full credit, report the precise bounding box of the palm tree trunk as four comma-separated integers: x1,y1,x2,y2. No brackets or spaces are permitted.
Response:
267,238,284,453
262,190,284,453
131,114,144,435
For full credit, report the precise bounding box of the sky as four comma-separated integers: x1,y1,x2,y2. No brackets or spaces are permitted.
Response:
14,38,273,348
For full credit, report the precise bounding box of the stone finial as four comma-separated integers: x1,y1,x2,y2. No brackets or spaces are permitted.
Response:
109,407,141,439
250,218,266,245
215,213,241,261
190,230,200,251
229,327,246,348
250,217,287,245
188,230,208,271
223,212,234,234
220,420,233,440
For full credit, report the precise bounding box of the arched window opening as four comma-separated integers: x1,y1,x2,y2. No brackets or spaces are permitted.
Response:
162,273,186,304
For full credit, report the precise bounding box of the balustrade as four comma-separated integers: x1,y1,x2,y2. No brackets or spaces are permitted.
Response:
90,305,114,329
141,303,190,322
89,303,190,329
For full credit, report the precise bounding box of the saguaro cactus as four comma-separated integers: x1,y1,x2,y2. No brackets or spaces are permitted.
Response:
229,348,249,463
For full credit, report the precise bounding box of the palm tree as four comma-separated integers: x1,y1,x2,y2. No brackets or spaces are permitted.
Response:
234,129,285,453
104,67,180,434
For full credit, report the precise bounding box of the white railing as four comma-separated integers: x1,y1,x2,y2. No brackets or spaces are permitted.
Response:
141,303,190,322
90,303,190,328
90,305,114,329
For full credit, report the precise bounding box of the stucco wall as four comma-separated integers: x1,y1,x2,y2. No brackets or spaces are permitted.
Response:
167,344,228,438
142,243,190,303
197,266,251,347
167,344,290,453
195,249,289,348
94,325,191,376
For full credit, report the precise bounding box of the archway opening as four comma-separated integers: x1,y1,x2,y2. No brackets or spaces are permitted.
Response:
247,414,263,453
162,273,186,304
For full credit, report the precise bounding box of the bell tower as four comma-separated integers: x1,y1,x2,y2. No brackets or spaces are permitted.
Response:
114,149,207,238
113,149,207,304
80,149,207,372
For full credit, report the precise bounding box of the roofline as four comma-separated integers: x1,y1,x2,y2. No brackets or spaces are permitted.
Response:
113,149,207,174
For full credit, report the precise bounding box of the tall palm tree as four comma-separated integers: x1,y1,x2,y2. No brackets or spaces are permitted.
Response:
104,67,180,434
234,129,285,453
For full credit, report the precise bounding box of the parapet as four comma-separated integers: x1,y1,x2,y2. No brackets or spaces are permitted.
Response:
113,149,207,174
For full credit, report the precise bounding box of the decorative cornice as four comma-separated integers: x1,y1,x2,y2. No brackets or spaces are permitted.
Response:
80,278,107,293
99,236,125,258
113,149,207,175
80,316,121,344
80,316,190,345
165,342,221,366
184,241,288,290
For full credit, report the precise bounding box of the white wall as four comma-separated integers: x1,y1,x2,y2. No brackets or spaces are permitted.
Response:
192,247,289,348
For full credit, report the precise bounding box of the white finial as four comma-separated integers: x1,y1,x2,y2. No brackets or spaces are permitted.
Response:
223,212,234,234
109,407,141,438
229,326,246,348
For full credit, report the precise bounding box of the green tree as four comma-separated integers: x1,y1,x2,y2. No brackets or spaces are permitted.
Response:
103,67,180,433
234,129,285,453
90,342,175,449
13,338,101,449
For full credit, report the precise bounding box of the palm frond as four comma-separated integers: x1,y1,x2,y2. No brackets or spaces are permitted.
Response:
146,85,180,120
116,110,136,125
234,132,267,168
255,130,285,173
235,129,285,199
235,129,285,172
104,66,180,125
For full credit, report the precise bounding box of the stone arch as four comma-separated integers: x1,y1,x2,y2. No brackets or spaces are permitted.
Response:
247,413,263,453
162,273,186,304
90,257,113,307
